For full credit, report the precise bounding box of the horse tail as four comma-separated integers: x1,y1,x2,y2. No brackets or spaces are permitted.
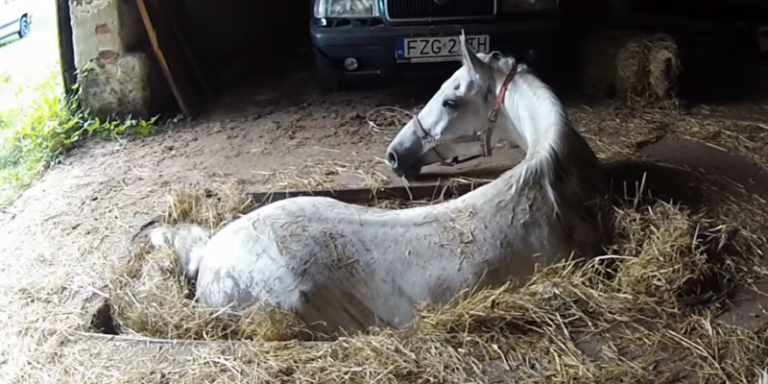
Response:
758,369,768,384
148,223,210,282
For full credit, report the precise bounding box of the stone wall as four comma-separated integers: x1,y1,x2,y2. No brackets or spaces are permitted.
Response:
70,0,172,119
68,0,296,119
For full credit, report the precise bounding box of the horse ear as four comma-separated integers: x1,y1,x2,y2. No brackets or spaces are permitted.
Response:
460,31,490,79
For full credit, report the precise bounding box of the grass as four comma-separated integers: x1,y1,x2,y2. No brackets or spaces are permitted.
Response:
0,63,158,207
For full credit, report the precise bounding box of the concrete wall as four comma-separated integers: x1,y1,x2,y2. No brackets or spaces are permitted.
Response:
70,0,172,119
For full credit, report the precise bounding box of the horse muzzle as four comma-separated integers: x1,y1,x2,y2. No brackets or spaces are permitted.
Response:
386,148,423,179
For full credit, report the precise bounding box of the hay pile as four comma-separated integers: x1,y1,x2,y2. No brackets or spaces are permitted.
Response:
582,30,681,104
96,172,768,383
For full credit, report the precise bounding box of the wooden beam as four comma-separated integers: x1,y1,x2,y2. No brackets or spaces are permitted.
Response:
56,0,77,100
135,0,205,118
247,181,491,206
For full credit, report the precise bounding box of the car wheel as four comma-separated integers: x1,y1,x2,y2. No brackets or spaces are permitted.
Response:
313,49,340,93
18,15,30,38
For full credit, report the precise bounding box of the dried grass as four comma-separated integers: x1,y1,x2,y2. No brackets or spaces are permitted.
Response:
253,159,392,193
365,106,419,136
107,244,308,342
91,166,768,383
582,30,681,105
161,179,254,230
571,105,768,176
253,160,351,192
80,102,768,384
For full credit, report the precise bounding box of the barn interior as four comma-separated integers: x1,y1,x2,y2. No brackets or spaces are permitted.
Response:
59,0,768,124
6,1,764,383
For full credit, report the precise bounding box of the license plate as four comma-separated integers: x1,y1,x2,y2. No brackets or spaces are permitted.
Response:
396,35,490,63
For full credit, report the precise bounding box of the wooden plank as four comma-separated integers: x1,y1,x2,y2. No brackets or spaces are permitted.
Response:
135,0,205,118
247,181,492,207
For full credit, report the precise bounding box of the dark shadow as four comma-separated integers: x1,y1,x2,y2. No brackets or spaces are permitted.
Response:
665,19,768,106
90,300,121,335
639,138,768,198
677,51,768,105
603,159,707,211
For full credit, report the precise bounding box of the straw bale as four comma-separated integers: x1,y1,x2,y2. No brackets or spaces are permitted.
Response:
648,35,681,100
582,30,681,103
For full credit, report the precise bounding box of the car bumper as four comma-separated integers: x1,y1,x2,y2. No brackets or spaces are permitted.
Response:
310,18,563,82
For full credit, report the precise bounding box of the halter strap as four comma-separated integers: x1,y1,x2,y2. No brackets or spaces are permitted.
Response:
488,65,519,124
413,116,455,166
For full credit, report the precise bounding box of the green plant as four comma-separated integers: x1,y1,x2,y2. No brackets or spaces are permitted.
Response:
0,65,159,206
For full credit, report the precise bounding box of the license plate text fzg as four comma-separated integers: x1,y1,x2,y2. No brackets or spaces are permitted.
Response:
396,35,490,63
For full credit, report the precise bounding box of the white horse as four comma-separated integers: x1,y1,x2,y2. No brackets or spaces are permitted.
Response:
147,35,610,335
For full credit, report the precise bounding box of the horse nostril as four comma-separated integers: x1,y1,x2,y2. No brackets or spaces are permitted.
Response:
387,151,398,168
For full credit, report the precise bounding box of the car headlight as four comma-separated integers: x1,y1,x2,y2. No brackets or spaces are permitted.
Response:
501,0,559,12
314,0,380,18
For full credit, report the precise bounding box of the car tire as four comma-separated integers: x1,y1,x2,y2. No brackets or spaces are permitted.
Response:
313,49,340,93
18,15,30,38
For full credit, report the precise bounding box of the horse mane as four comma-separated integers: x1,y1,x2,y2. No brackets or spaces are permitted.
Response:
486,58,612,257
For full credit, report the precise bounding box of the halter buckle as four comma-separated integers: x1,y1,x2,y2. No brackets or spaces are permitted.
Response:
487,108,500,124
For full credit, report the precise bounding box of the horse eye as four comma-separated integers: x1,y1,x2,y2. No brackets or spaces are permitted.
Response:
442,99,459,109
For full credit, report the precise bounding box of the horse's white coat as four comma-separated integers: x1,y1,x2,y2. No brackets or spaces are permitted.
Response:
149,38,611,335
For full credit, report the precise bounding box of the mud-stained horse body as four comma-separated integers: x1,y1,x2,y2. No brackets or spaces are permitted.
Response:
150,34,611,335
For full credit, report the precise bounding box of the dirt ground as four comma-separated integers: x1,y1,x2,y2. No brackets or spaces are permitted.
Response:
1,56,768,382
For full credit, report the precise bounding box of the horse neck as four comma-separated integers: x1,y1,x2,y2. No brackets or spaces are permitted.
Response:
482,71,610,254
496,72,566,158
487,71,607,216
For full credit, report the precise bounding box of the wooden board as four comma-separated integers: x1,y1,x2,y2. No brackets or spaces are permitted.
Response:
246,147,523,206
248,180,491,206
56,0,77,99
135,0,205,118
